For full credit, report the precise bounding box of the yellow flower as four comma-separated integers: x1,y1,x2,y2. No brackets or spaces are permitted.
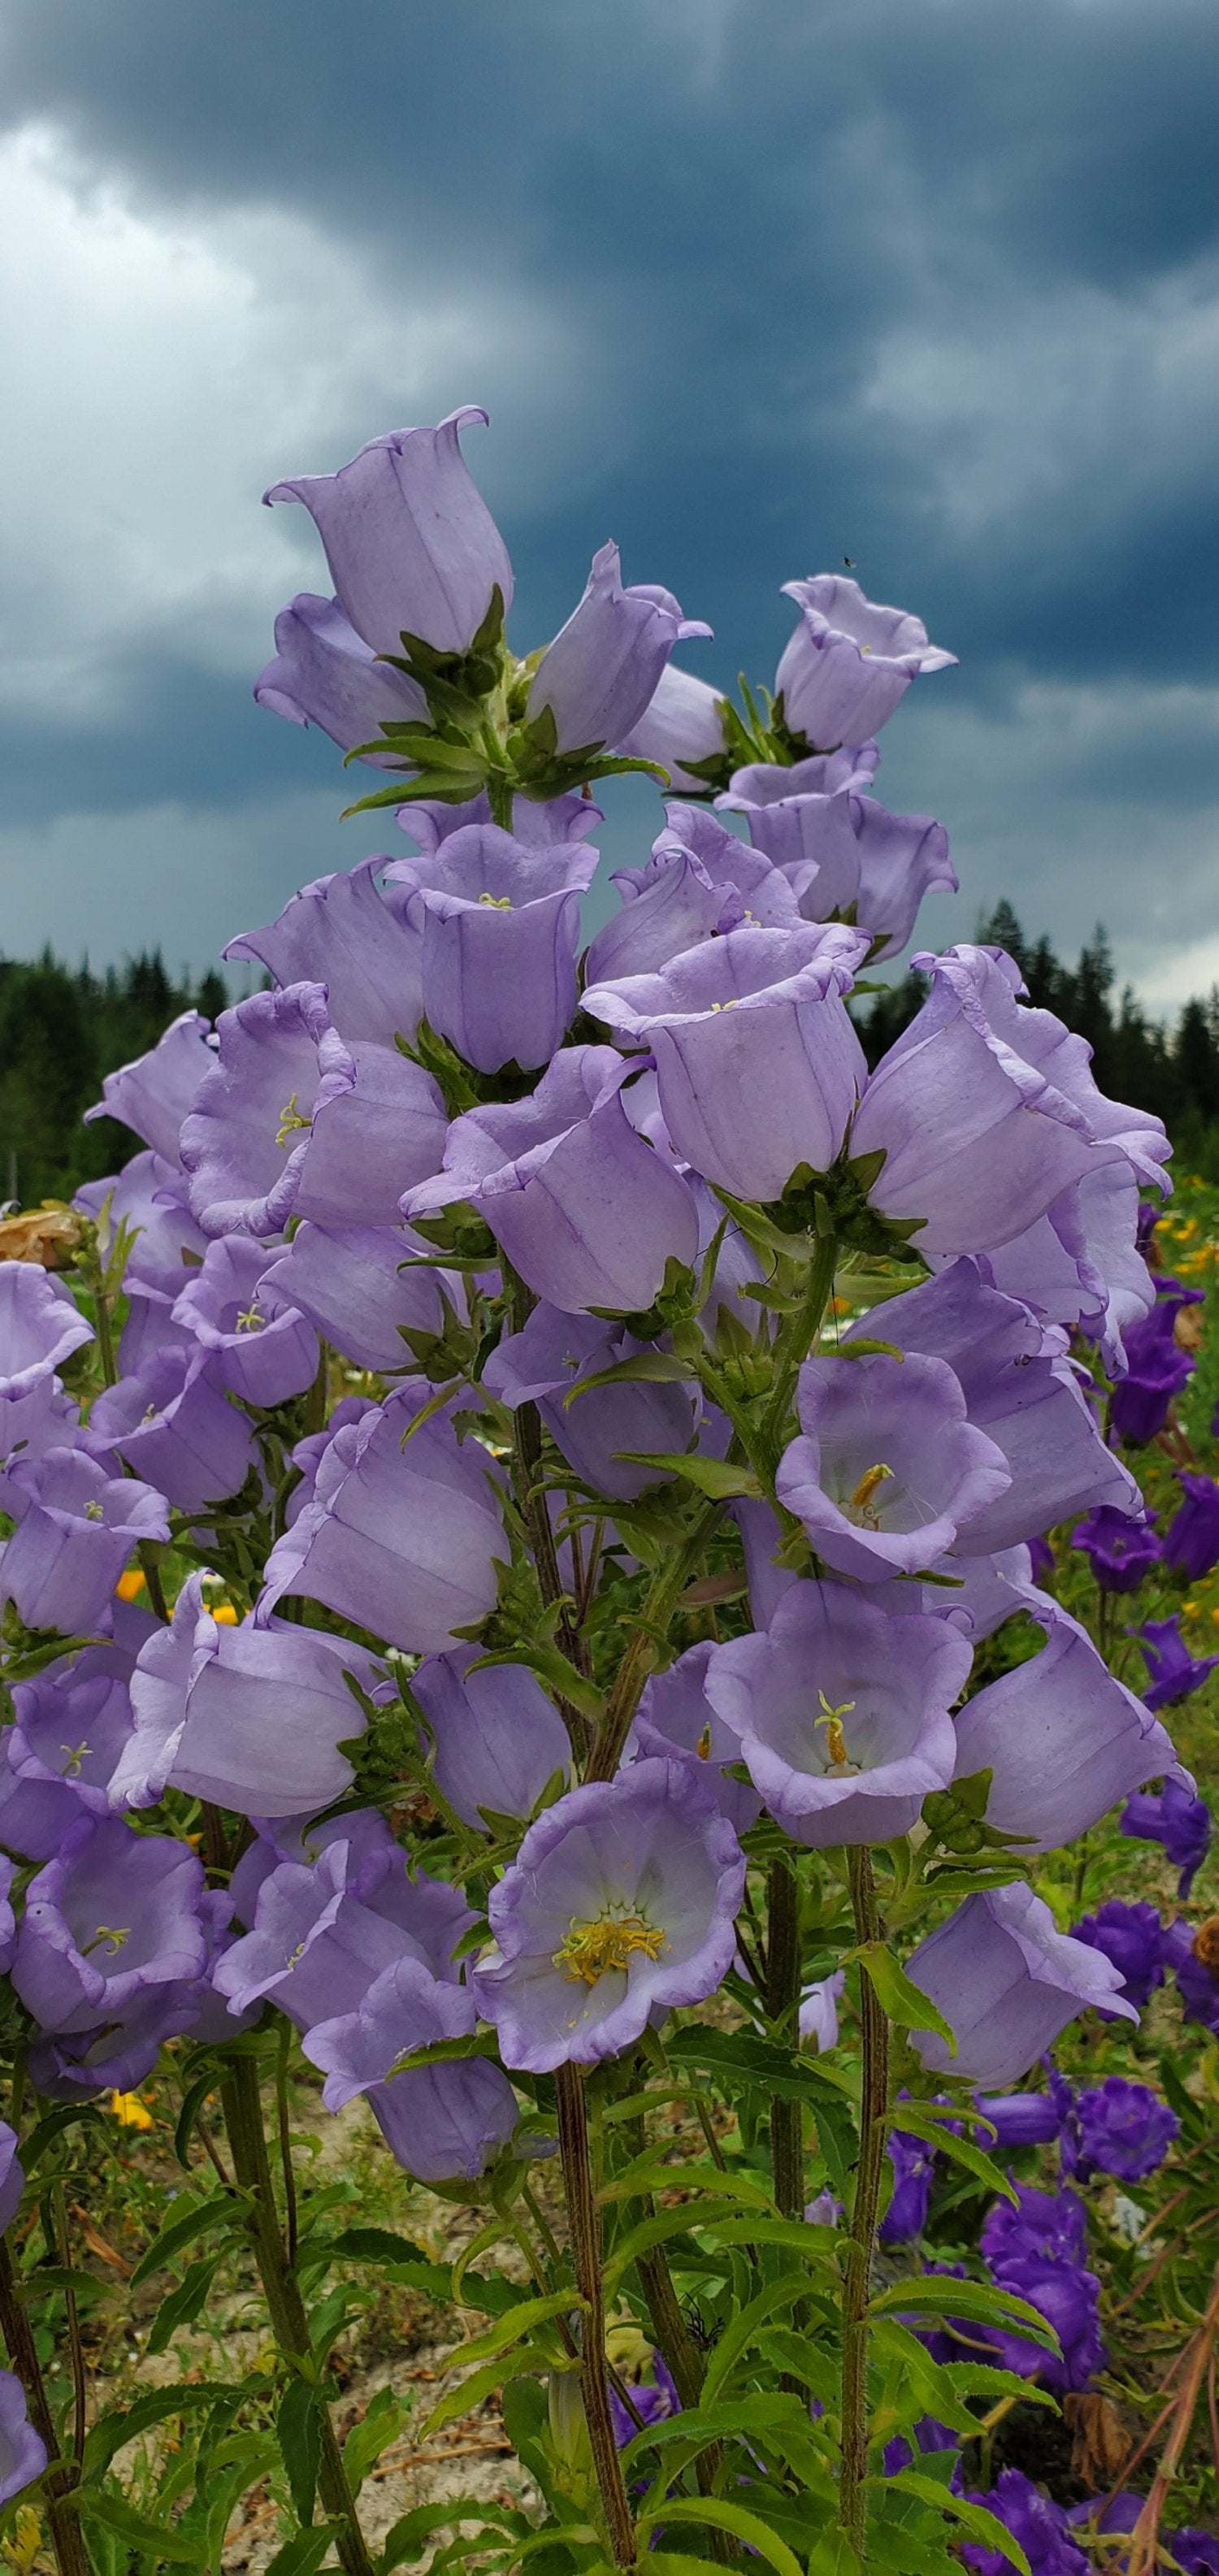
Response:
115,1568,146,1602
211,1603,239,1625
108,2091,154,2131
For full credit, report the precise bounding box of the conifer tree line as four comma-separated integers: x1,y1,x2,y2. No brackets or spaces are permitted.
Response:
3,907,1219,1209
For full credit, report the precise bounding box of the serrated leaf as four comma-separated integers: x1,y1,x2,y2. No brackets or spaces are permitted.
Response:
378,2500,530,2572
870,2275,1058,2348
130,2191,238,2290
278,2378,323,2527
611,1450,761,1498
74,2488,206,2566
881,2473,1030,2576
562,1351,696,1406
82,2380,255,2478
145,2252,226,2356
438,2289,583,2376
701,2271,826,2409
638,2496,802,2576
884,2103,1016,2204
857,1943,956,2052
342,2387,402,2501
423,2344,556,2438
264,2526,345,2576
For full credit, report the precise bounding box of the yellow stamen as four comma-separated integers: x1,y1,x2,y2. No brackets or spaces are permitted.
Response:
275,1092,312,1149
696,1724,713,1760
813,1690,857,1773
709,998,740,1012
477,891,513,908
555,1910,665,1985
84,1498,105,1521
848,1462,893,1528
234,1304,263,1333
59,1741,89,1779
88,1925,129,1958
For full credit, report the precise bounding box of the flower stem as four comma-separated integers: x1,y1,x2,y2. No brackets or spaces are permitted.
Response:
766,1855,804,2221
220,2055,374,2576
839,1845,890,2555
554,2062,637,2567
586,1501,727,1784
0,2237,89,2576
754,1228,838,1482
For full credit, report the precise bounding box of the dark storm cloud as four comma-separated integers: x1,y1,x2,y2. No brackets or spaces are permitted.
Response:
1,0,1217,987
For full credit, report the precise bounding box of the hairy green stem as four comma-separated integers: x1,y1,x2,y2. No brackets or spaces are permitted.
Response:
766,1854,805,2221
554,2063,637,2567
754,1229,839,1482
0,2237,89,2576
220,2057,374,2576
505,1273,592,1762
586,1501,726,1784
839,1846,890,2555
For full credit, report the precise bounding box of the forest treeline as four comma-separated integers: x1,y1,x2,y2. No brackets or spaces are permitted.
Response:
3,904,1219,1210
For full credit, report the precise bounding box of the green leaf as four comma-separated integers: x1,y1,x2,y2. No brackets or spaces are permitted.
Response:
562,1351,696,1405
622,2391,807,2473
343,2386,403,2500
145,2251,226,2356
638,2496,802,2576
885,2102,1016,2204
597,2156,773,2211
278,2377,323,2527
701,2272,825,2409
610,1451,761,1498
465,1638,605,1723
602,2198,740,2293
378,2501,529,2573
384,2028,504,2078
264,2526,346,2576
423,2344,555,2439
869,2274,1058,2349
19,2101,109,2172
856,1943,956,2053
83,2380,256,2478
174,2074,221,2172
665,2024,857,2197
882,2474,1031,2576
74,2487,207,2566
130,2190,238,2290
437,2289,583,2375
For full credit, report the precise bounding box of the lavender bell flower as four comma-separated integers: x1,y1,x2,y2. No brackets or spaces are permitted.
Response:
171,1236,319,1407
3,1648,137,1855
471,1758,745,2072
215,1837,471,2029
950,1600,1183,1852
226,856,425,1047
2,1447,169,1636
0,1262,93,1466
12,1812,206,2035
727,747,881,806
654,806,813,926
879,2105,938,2245
961,2469,1089,2576
181,982,446,1238
631,1640,763,1837
85,1344,259,1513
1132,1616,1219,1712
851,1259,1141,1555
263,407,514,659
254,592,429,760
0,1863,14,1975
527,543,709,755
410,1650,570,1830
799,1970,846,2052
260,1221,454,1377
1121,1773,1212,1887
774,575,957,748
303,1954,519,2182
986,1162,1157,1377
720,770,956,961
705,1581,969,1845
774,1350,1011,1582
1071,1900,1166,2009
1069,2077,1178,2183
583,922,867,1203
114,1573,379,1818
77,1150,210,1305
1163,1471,1219,1581
1071,1504,1162,1593
0,2123,24,2236
404,1047,700,1317
258,1381,505,1653
614,661,729,789
0,2374,47,2508
582,840,750,990
483,1303,698,1503
849,947,1164,1258
85,1008,215,1167
393,823,598,1072
904,1882,1136,2089
974,2090,1065,2150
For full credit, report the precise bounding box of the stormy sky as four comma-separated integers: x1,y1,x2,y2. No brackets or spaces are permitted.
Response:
2,0,1218,1006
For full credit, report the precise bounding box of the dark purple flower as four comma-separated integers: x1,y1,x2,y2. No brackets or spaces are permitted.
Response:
115,1574,381,1818
170,1236,319,1407
1172,2531,1219,2574
0,2373,47,2507
1121,1776,1212,1890
705,1579,968,1844
12,1813,206,2035
632,1639,764,1837
263,408,513,658
614,661,728,788
226,857,424,1047
1069,2077,1178,2183
904,1883,1135,2089
258,1382,505,1653
410,1649,570,1830
528,542,709,755
1071,1901,1166,2010
303,1954,520,2183
393,824,597,1072
261,1222,455,1378
983,2178,1088,2270
1109,1280,1202,1443
1164,1472,1219,1581
0,2123,24,2238
981,2183,1104,2393
181,982,446,1239
85,1344,259,1513
609,2353,680,2448
1071,1504,1162,1592
974,2090,1065,2149
2,1447,169,1636
951,1600,1182,1853
878,2119,936,2245
405,1046,700,1317
1161,1919,1219,2033
961,2468,1089,2576
254,592,428,761
483,1303,698,1503
1131,1619,1219,1713
774,1349,1010,1583
850,947,1166,1259
471,1759,745,2072
583,922,866,1204
774,575,957,748
85,1008,215,1167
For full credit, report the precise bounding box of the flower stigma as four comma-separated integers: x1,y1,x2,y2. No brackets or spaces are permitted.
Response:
814,1690,858,1776
555,1906,666,1985
59,1741,90,1779
235,1305,264,1333
275,1093,312,1149
847,1462,893,1529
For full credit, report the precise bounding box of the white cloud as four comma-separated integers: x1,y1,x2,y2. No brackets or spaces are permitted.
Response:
0,123,588,720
